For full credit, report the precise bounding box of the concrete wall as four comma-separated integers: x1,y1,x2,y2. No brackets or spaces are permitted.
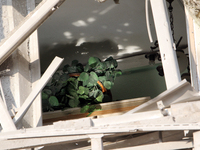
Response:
0,0,41,129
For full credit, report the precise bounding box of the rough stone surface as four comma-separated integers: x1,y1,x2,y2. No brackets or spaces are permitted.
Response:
183,0,200,26
0,0,35,130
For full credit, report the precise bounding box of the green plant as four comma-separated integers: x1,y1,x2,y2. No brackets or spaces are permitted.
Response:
42,56,122,115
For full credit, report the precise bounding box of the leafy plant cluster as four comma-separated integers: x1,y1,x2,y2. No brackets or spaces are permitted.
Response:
42,56,122,115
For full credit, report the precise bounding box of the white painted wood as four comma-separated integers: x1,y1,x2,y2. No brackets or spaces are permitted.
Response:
0,79,7,109
104,131,185,150
185,5,200,92
0,0,65,65
13,56,64,124
28,0,43,127
29,30,42,128
193,131,200,150
185,5,198,90
111,140,193,150
125,79,197,114
93,110,163,127
89,134,104,150
150,0,181,89
2,115,200,140
0,96,16,132
0,135,89,150
26,0,43,129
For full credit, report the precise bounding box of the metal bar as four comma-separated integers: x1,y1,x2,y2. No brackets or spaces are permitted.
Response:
0,0,65,65
150,0,181,89
13,56,64,124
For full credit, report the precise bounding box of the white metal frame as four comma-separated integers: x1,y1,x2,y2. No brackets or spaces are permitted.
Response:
0,0,199,150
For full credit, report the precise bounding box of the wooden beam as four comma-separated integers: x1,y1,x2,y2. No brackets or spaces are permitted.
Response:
193,131,200,150
125,79,197,114
43,97,149,124
110,140,193,150
89,134,104,150
104,131,185,150
2,116,200,140
150,0,181,89
185,5,200,91
0,135,89,150
28,1,43,128
13,56,64,124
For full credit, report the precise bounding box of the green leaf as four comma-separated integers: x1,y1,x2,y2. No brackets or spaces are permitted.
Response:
48,96,59,107
98,76,106,83
69,90,79,100
59,88,66,96
80,105,90,113
71,60,79,66
89,91,94,97
53,73,60,81
88,105,96,113
59,73,68,82
95,69,104,76
79,95,89,99
77,86,85,95
78,72,89,82
67,77,76,82
83,79,89,87
112,59,118,68
113,70,122,79
96,91,104,102
104,61,110,69
88,57,100,68
67,66,77,73
68,98,80,107
63,64,69,72
86,105,99,116
96,62,105,70
103,81,112,89
90,72,98,82
105,56,114,61
42,92,49,100
68,78,79,90
84,87,89,95
84,64,91,72
76,63,84,73
93,89,100,98
105,71,111,80
86,72,99,87
43,89,52,95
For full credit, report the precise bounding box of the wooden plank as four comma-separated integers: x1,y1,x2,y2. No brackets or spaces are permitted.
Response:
28,1,43,128
125,79,197,114
185,5,199,90
0,135,89,150
110,140,193,150
43,97,150,124
13,56,64,124
104,131,186,150
193,131,200,150
150,0,181,89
